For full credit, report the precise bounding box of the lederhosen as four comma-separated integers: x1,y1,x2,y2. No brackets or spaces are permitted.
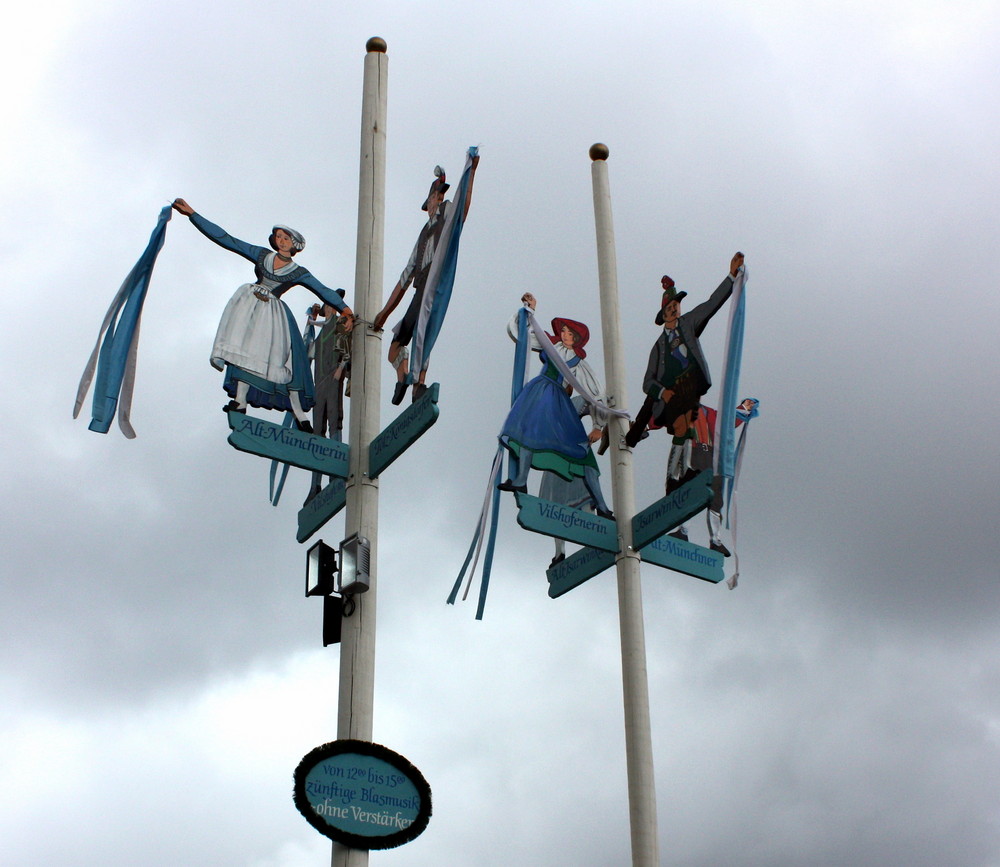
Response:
651,329,708,428
394,204,447,346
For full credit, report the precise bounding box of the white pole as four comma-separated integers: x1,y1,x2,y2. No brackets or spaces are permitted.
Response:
333,37,387,867
590,143,660,867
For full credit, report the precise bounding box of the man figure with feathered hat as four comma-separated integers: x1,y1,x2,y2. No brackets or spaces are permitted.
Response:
628,252,744,493
373,156,480,404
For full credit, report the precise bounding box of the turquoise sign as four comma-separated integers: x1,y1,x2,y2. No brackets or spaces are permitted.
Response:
369,383,440,479
227,412,350,477
631,470,713,550
640,534,725,583
515,495,619,552
297,478,347,543
546,546,617,598
293,740,431,850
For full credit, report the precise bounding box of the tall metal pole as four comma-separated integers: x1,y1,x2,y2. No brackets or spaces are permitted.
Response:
333,37,387,867
589,143,660,866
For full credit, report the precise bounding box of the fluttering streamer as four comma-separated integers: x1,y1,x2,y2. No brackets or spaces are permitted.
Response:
74,205,173,437
713,266,748,516
448,306,531,618
411,146,478,374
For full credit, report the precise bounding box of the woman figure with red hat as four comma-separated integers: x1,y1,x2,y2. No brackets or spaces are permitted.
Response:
497,293,613,519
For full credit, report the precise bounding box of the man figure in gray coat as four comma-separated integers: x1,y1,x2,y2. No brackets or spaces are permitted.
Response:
631,252,744,493
373,157,480,405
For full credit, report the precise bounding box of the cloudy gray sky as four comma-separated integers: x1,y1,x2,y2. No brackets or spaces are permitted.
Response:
3,0,999,864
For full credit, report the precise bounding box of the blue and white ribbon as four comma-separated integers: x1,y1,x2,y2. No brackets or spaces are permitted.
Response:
713,266,748,512
411,146,478,374
74,205,172,437
449,306,530,619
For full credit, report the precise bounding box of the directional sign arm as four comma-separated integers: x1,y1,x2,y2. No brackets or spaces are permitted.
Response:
514,493,620,553
546,546,617,598
640,534,725,583
631,470,714,550
227,412,350,477
368,383,440,479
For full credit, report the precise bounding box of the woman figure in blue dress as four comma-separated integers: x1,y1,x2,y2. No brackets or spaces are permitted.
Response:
497,292,613,519
172,198,352,432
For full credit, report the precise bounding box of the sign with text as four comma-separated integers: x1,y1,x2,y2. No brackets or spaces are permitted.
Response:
516,495,619,552
640,534,725,583
546,546,617,598
227,412,349,477
293,740,431,850
369,383,440,479
631,470,714,551
297,478,347,543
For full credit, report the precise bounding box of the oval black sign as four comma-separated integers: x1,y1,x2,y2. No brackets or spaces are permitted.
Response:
293,739,432,850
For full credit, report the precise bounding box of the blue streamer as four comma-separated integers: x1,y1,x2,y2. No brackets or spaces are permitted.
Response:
715,270,747,509
447,521,483,605
268,412,296,505
448,445,502,605
413,147,478,371
475,485,503,620
449,304,531,617
75,205,172,436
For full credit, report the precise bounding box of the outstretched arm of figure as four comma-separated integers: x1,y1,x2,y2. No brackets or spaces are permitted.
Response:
372,281,405,331
506,293,542,351
462,154,481,221
575,357,609,433
172,198,263,264
373,229,425,331
690,251,745,338
298,273,352,323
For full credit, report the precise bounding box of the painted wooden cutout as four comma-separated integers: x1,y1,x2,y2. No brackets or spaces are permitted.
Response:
497,293,613,520
514,492,618,552
372,149,480,406
666,399,757,557
170,198,353,432
625,253,743,496
227,411,349,476
300,304,354,505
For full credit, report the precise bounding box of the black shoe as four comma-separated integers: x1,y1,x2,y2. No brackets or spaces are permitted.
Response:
596,508,614,520
669,528,689,542
710,540,731,557
297,419,314,434
223,400,245,414
597,426,610,455
549,552,566,569
497,479,527,494
624,420,644,448
412,383,428,402
391,381,408,405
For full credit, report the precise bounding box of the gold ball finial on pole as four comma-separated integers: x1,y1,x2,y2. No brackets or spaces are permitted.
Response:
589,143,609,161
366,36,387,53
